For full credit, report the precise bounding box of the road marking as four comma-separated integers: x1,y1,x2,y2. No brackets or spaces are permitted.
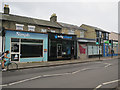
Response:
104,64,112,68
94,79,120,90
72,68,90,74
8,75,42,86
95,84,102,89
103,79,120,85
0,84,8,87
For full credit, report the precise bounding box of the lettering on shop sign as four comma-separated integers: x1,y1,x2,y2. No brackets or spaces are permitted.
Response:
16,32,30,37
55,35,72,39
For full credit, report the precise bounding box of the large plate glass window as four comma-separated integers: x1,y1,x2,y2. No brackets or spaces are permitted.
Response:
20,39,43,58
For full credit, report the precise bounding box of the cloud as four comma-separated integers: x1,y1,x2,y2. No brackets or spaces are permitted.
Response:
1,1,118,33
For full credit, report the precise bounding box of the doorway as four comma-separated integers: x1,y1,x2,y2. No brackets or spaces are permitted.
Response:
57,44,62,57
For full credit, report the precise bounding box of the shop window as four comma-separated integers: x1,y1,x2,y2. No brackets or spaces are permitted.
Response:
28,25,35,31
16,24,24,30
80,31,84,38
20,39,43,58
11,54,19,61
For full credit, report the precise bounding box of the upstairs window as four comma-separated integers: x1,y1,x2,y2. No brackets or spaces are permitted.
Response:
51,30,55,33
16,24,24,30
80,31,84,38
106,33,109,40
68,30,74,35
41,29,47,33
96,31,99,37
99,31,102,38
28,25,35,31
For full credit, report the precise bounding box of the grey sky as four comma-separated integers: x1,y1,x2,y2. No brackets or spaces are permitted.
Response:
0,0,119,33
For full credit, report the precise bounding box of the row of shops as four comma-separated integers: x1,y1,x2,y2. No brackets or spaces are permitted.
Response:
1,29,119,62
2,29,77,62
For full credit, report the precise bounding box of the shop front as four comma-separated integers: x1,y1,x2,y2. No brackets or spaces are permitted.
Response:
103,41,118,57
3,30,48,62
48,33,77,61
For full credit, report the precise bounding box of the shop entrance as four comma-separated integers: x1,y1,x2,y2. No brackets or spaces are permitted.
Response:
57,44,62,57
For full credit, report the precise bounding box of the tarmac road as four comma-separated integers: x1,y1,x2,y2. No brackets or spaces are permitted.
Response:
1,58,119,89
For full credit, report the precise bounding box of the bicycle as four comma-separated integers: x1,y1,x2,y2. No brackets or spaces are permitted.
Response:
0,58,18,71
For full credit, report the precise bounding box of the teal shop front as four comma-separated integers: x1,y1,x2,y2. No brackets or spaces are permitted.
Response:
4,30,48,62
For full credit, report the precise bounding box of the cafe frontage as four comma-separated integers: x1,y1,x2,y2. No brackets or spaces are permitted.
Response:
2,29,48,62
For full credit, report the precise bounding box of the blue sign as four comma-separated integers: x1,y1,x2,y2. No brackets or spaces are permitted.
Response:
55,35,72,39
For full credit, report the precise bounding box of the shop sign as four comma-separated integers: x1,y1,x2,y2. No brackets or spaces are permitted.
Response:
54,35,72,39
16,32,30,37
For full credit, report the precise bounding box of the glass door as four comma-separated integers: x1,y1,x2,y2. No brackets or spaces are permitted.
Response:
11,38,20,61
57,44,62,57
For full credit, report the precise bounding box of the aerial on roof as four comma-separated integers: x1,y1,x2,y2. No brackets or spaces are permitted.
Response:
58,22,87,31
0,13,61,29
82,24,110,33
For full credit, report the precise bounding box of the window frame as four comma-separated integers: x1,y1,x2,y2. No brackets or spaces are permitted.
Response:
68,30,75,35
80,31,84,38
10,38,44,62
28,25,35,31
16,24,24,30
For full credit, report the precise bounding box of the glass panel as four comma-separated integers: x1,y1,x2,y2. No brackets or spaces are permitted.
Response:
21,39,43,43
11,54,19,61
20,44,43,58
11,43,19,52
11,38,19,42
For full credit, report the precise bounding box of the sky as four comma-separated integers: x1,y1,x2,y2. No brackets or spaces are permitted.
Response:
0,0,119,33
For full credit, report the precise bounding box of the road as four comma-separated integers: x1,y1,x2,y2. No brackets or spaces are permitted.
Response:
1,58,119,89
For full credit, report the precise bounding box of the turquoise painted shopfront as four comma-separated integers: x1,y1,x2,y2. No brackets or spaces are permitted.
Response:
4,30,48,62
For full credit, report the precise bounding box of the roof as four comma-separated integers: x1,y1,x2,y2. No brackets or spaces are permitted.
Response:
81,24,110,33
58,22,87,31
0,13,61,29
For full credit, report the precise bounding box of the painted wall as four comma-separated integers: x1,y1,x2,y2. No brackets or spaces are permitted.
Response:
0,36,2,54
5,30,48,62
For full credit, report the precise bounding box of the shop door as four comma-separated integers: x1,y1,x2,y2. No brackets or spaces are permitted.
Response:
11,38,20,61
57,44,62,57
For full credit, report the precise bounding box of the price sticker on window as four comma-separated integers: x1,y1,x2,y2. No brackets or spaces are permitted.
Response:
44,49,47,52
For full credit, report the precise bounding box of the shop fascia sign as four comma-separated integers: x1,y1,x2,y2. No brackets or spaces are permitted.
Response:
16,32,30,37
55,35,72,39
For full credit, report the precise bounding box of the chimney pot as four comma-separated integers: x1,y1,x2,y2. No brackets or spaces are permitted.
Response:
4,4,10,14
50,13,57,22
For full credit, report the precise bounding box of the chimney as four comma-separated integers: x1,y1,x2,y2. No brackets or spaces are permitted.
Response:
50,13,57,22
4,4,10,14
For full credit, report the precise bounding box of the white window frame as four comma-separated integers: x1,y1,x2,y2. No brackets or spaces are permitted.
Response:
51,30,55,33
80,31,84,38
16,24,24,30
106,33,109,39
41,29,47,33
68,30,74,35
28,25,35,31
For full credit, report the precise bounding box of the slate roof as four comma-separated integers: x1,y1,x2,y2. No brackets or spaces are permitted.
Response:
82,24,110,33
58,22,87,31
0,13,61,29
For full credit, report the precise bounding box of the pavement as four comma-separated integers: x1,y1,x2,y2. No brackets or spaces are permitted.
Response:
15,56,119,70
